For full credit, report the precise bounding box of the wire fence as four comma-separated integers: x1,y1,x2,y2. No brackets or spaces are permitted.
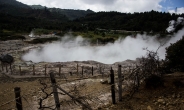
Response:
0,85,42,110
0,62,142,110
0,62,112,79
0,78,112,109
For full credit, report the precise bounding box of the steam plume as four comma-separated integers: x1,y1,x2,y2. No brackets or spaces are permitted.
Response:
22,28,184,64
166,17,184,33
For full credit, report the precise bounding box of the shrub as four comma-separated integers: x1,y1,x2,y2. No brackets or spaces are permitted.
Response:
165,36,184,72
27,37,58,44
0,34,26,41
173,79,184,88
145,74,164,88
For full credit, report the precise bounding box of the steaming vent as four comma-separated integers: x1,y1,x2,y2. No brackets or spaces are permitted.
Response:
22,27,184,64
166,17,184,33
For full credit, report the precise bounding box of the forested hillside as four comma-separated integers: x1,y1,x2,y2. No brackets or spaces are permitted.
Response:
0,0,184,33
31,5,94,20
74,11,184,32
0,0,93,32
0,0,30,8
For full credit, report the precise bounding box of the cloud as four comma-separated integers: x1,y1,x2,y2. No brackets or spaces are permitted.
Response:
17,0,163,12
80,0,116,5
168,7,184,14
177,7,184,14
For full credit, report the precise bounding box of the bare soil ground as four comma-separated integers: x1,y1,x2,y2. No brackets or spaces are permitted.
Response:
0,74,110,110
1,39,184,110
102,72,184,110
1,72,184,110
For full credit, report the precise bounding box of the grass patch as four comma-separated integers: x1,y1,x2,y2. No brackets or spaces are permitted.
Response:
0,31,26,41
27,37,59,44
71,31,130,44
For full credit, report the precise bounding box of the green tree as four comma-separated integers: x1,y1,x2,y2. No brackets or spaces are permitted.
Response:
165,36,184,72
102,32,105,37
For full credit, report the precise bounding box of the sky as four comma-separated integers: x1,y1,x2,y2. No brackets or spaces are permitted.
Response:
16,0,184,14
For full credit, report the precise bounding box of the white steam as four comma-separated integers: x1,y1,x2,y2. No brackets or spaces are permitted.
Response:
29,30,35,37
166,17,184,33
22,28,184,64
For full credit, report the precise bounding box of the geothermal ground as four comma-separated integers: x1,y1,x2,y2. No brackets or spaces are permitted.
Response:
0,35,184,110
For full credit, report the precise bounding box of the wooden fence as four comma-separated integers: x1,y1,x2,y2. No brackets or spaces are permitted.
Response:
0,63,141,109
0,63,112,79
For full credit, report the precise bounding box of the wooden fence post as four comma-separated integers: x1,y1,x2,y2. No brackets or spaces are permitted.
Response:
110,67,116,104
77,64,78,75
135,72,140,91
19,66,21,75
100,66,101,74
137,72,140,87
92,66,93,76
33,65,35,75
1,62,3,71
45,65,47,76
56,85,92,110
14,87,22,110
118,65,122,101
50,72,60,110
59,65,61,76
82,66,84,77
6,64,8,72
10,64,12,74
